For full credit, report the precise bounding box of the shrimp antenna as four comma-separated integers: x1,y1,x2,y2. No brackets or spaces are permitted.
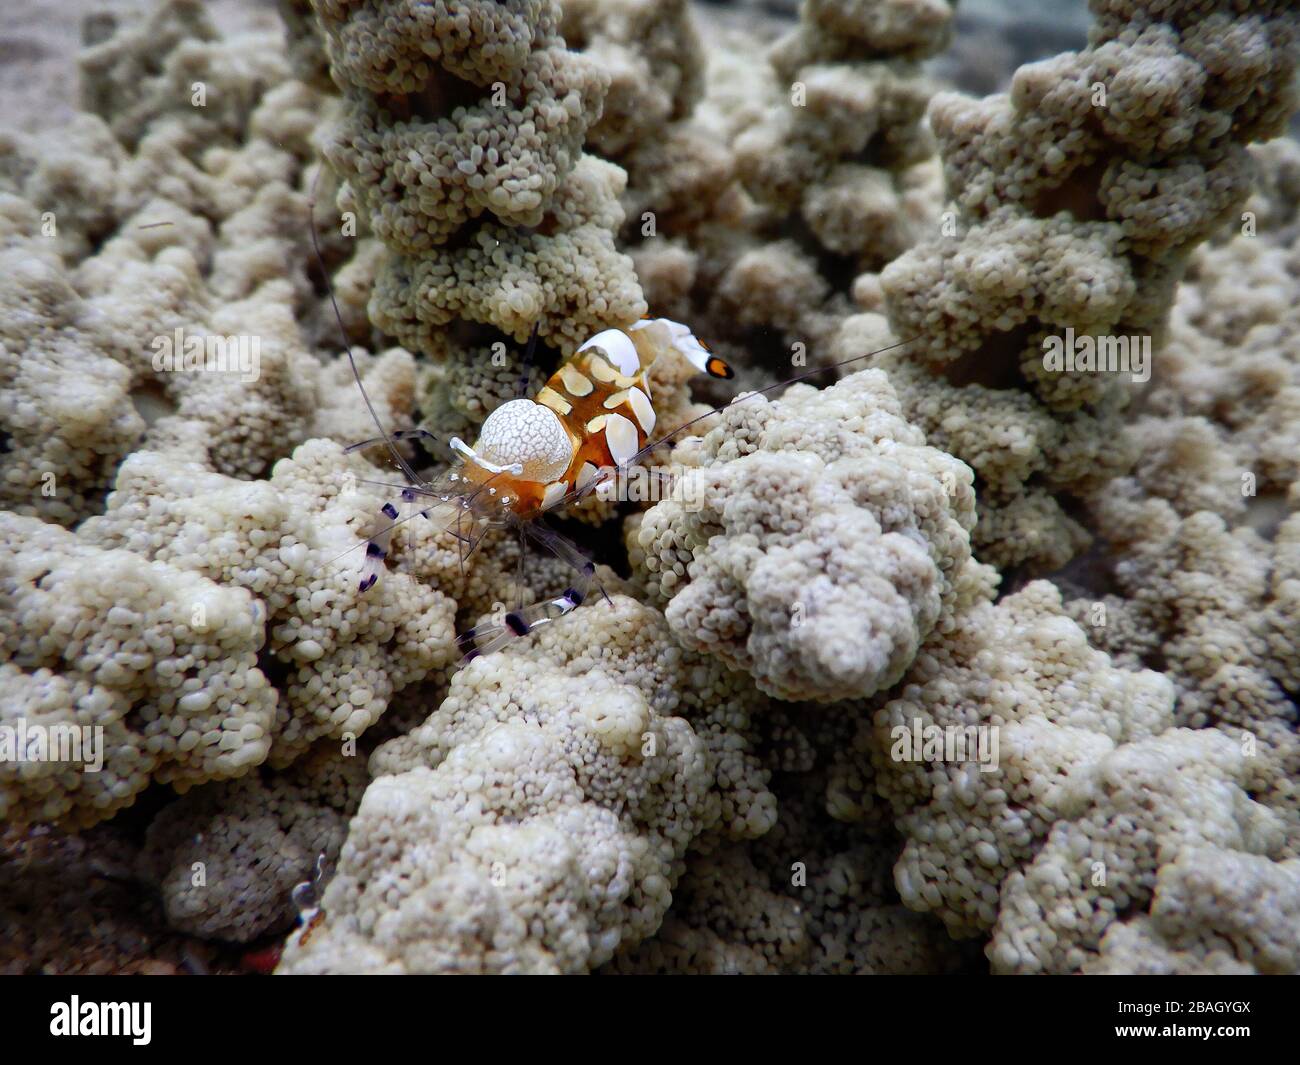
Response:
627,335,920,468
306,163,423,487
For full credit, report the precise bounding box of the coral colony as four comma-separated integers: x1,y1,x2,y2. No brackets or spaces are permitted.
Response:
0,0,1297,979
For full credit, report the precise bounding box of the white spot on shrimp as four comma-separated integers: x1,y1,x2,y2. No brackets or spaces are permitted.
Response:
579,328,640,375
558,364,593,397
627,386,655,435
474,400,572,482
542,481,567,510
605,412,638,467
658,318,712,373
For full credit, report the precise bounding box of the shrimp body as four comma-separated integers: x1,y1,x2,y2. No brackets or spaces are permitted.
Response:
352,316,732,655
450,317,732,519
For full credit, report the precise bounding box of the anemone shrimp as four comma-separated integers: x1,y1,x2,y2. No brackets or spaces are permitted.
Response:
308,199,914,663
345,316,738,660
